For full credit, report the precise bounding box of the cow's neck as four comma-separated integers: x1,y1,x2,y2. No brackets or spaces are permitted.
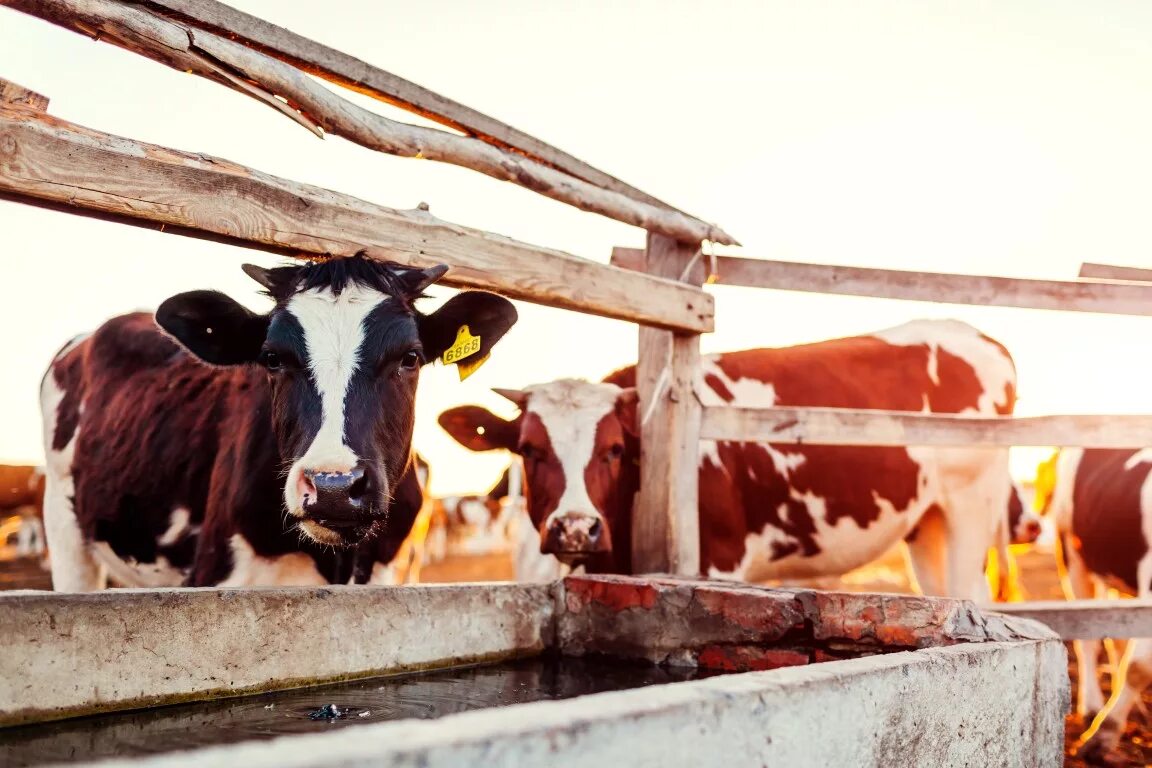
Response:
188,369,343,585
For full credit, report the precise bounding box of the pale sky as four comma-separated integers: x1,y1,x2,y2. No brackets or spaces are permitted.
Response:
2,1,1152,495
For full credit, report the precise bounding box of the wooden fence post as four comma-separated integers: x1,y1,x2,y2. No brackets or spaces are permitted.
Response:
633,232,704,575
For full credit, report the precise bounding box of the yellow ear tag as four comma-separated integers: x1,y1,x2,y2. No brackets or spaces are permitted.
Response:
457,352,490,381
441,325,485,380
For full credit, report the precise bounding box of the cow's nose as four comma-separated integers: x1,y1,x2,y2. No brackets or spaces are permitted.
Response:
542,512,611,555
300,463,374,525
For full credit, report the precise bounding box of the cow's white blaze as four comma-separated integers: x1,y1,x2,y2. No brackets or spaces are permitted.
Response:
524,380,618,530
284,284,389,518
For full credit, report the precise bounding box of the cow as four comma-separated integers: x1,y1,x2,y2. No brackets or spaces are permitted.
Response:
437,460,565,582
438,319,1016,601
0,465,46,556
40,254,517,591
1042,447,1152,762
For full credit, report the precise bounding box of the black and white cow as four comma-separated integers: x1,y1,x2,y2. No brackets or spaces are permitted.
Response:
40,254,516,590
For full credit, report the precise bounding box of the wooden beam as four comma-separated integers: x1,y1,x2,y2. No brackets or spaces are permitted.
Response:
0,77,48,111
611,247,1152,316
0,106,714,333
991,600,1152,640
634,234,703,576
700,405,1152,448
128,0,687,213
1079,262,1152,283
4,0,735,246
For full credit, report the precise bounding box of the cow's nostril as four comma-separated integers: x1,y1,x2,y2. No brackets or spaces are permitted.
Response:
348,473,369,501
588,519,602,540
298,471,318,503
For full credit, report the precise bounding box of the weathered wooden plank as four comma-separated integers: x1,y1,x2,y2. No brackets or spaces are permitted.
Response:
0,106,714,333
991,599,1152,640
634,234,703,576
4,0,736,246
127,0,684,213
700,405,1152,448
1079,261,1152,283
611,247,1152,316
0,77,48,111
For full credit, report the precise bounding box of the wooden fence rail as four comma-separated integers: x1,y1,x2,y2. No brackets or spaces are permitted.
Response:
124,0,677,211
611,248,1152,316
0,105,713,333
1080,262,1152,283
992,600,1152,641
5,0,735,246
700,406,1152,448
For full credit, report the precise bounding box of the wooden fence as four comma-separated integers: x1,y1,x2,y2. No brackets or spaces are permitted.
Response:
3,0,1152,636
0,0,728,575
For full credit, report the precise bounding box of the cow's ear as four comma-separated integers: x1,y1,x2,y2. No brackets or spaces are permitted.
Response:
439,405,521,452
156,290,268,365
616,388,640,438
418,292,518,372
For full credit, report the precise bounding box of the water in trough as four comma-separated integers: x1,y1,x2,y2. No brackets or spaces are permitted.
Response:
0,656,725,766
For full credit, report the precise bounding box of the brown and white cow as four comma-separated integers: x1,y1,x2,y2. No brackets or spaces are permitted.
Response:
440,319,1016,601
40,254,516,590
1043,447,1152,761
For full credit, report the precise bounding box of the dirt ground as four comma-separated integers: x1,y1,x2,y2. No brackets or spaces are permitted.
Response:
4,545,1151,765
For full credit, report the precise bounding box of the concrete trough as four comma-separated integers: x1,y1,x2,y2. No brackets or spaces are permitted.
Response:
0,577,1068,767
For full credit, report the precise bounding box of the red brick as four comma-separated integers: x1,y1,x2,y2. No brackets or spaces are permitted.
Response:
696,645,809,672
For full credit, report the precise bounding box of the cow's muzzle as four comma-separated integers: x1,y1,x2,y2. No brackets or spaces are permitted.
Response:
297,462,378,544
542,511,611,563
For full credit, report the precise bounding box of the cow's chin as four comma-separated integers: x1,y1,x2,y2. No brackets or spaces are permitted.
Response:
552,551,606,567
298,519,350,546
552,552,585,567
296,515,378,547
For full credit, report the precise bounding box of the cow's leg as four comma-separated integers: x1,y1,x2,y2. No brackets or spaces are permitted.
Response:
42,470,104,592
40,363,104,592
936,456,1010,602
1056,532,1106,719
904,505,948,596
1081,552,1152,762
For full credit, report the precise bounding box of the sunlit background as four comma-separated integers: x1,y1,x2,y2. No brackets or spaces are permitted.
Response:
3,1,1152,495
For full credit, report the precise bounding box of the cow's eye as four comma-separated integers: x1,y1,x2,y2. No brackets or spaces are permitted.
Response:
520,444,537,461
400,350,422,370
606,443,624,461
259,350,284,372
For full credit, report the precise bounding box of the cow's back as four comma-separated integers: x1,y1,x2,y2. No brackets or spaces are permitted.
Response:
604,319,1016,586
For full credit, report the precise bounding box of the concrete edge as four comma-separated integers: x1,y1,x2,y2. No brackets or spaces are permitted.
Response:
67,638,1068,768
0,583,554,726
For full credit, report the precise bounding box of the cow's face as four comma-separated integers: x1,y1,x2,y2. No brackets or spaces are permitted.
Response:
439,380,639,571
1007,484,1043,544
156,254,517,547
